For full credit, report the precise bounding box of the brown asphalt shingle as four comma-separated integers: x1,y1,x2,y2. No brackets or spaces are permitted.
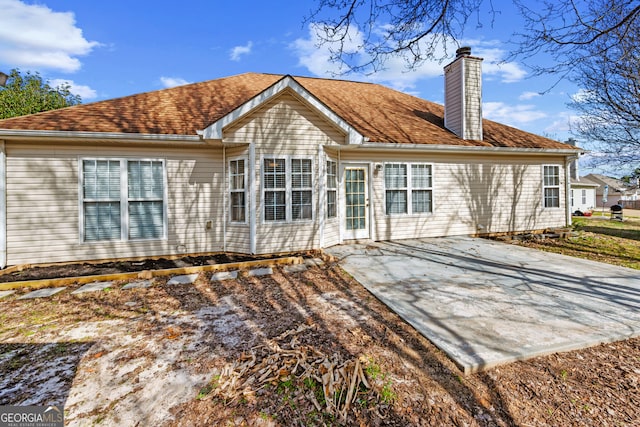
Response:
0,72,575,150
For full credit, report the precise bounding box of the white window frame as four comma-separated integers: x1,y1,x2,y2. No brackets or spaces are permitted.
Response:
326,160,337,219
79,158,168,243
581,189,587,205
384,162,434,216
543,165,561,209
261,155,314,223
228,157,248,223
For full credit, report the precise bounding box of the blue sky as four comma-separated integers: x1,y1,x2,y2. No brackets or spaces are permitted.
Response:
1,0,590,164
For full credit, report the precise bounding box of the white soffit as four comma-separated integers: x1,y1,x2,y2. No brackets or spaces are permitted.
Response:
200,75,364,144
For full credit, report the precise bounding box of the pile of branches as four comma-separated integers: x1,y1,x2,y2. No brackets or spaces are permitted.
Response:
204,323,382,422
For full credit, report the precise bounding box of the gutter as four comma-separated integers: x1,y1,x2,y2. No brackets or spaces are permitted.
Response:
332,142,583,156
0,129,205,144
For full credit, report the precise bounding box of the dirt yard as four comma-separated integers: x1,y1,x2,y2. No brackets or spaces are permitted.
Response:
1,260,639,426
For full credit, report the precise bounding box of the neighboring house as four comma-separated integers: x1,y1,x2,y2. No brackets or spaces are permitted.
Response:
582,174,639,208
570,177,599,213
0,48,580,268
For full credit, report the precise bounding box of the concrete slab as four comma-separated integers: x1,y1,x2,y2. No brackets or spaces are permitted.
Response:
71,281,114,294
326,237,640,374
248,267,273,277
167,274,199,285
122,280,154,290
210,271,238,281
0,290,16,299
18,287,67,300
284,264,308,273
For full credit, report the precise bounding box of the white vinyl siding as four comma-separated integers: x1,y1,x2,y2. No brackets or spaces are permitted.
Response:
385,163,433,215
229,158,247,223
81,158,165,242
5,144,223,266
543,165,561,208
326,160,337,218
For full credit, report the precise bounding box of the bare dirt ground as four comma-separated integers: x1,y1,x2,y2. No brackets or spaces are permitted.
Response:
1,261,639,426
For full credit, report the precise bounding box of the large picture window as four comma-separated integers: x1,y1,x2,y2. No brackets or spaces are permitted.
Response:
81,159,166,242
262,157,314,222
229,159,246,222
385,163,433,215
543,165,560,208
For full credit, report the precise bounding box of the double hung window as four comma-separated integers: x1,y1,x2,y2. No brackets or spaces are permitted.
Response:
263,157,314,222
82,159,166,241
543,165,560,208
384,163,433,215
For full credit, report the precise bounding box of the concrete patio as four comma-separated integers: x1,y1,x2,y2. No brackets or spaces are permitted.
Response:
326,237,640,374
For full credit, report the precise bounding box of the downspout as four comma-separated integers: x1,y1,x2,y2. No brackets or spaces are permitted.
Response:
222,146,227,253
0,141,5,269
249,143,257,254
318,144,325,248
565,155,577,227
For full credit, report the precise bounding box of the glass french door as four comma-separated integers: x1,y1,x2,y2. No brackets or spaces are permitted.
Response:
342,165,369,240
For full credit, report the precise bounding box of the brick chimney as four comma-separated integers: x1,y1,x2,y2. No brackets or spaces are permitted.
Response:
444,47,483,140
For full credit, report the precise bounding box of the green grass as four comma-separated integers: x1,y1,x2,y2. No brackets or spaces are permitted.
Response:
523,217,640,270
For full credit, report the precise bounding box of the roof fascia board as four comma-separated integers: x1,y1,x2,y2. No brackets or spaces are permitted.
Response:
0,129,206,145
336,142,582,156
201,75,364,144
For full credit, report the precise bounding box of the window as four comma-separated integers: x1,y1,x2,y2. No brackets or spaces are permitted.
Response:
385,164,407,214
326,160,337,218
264,158,286,221
83,160,121,241
262,157,314,222
543,165,560,208
581,189,587,205
385,163,433,215
229,159,246,222
82,159,165,242
411,164,433,213
291,159,313,220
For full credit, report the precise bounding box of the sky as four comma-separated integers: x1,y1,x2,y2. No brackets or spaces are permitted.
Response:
0,0,598,172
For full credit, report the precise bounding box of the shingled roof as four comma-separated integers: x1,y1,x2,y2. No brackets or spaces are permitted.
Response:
0,72,575,150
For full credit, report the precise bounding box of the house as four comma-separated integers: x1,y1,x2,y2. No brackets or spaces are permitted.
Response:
582,173,639,208
570,177,599,213
0,48,580,268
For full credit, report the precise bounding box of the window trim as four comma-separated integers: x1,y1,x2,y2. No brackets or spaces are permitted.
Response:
326,160,338,219
542,164,561,209
79,157,168,243
260,155,315,223
384,162,434,216
228,156,248,224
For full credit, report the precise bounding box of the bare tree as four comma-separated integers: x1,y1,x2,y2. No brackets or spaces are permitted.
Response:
307,0,640,75
305,0,489,73
569,5,640,167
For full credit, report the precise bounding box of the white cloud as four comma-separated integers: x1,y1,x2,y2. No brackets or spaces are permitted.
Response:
467,42,527,83
543,111,580,133
291,25,527,93
49,78,97,99
0,0,99,73
229,41,253,61
483,101,547,126
518,91,541,101
291,23,456,92
159,76,191,88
